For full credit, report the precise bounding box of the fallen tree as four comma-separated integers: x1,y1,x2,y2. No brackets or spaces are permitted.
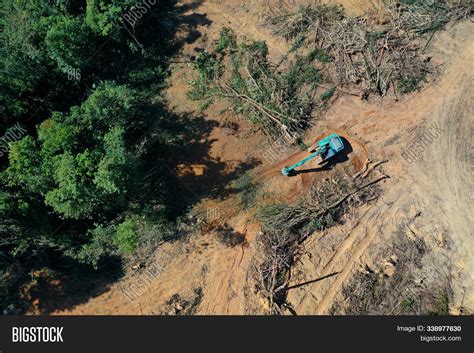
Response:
265,1,472,96
188,28,325,143
255,162,388,313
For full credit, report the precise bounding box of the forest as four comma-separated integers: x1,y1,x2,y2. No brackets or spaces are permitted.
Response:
0,0,192,313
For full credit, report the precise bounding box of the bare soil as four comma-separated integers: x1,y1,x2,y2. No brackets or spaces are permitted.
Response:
50,1,473,315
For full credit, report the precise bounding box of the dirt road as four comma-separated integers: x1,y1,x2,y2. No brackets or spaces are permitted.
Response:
287,20,474,314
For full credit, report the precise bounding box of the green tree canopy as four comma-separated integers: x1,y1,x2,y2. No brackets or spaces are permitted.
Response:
4,82,139,219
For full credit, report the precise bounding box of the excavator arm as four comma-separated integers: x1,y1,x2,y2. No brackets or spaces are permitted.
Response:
281,146,328,176
280,133,344,176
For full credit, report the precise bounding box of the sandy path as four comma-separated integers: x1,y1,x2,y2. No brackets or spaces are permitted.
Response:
288,20,474,314
418,48,474,310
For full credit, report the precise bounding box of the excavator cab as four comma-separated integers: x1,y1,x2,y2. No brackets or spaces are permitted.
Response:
317,133,344,163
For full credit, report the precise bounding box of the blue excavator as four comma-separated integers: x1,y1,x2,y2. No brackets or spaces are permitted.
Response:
281,133,344,176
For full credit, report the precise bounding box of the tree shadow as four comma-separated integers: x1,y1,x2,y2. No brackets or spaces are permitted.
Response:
215,224,248,248
131,0,213,56
286,272,339,290
139,111,261,218
19,256,124,315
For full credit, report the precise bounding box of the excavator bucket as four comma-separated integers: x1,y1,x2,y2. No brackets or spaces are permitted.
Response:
281,167,290,176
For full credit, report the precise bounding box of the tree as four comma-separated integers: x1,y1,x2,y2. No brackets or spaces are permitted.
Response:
5,82,139,219
45,16,94,74
0,0,58,122
0,0,186,313
85,0,136,36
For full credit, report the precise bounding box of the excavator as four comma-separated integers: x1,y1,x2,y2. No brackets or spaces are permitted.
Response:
281,133,344,176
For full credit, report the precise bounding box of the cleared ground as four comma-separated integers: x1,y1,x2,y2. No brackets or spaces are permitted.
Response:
49,1,473,315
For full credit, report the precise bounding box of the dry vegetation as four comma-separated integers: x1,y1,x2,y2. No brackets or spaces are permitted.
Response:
330,227,452,315
254,164,388,313
187,0,472,146
188,27,330,143
265,0,472,96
